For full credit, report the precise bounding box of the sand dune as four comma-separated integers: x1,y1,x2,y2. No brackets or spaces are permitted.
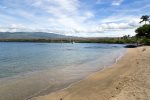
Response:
33,46,150,100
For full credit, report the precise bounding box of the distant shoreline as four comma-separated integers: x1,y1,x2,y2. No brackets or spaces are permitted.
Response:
0,32,142,44
0,38,138,44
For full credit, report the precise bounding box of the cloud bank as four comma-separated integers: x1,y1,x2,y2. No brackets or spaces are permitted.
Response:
0,0,149,37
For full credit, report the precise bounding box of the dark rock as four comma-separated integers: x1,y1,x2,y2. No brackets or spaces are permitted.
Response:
124,45,137,48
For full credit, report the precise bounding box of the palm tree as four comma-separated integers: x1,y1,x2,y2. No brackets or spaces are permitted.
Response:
139,15,150,24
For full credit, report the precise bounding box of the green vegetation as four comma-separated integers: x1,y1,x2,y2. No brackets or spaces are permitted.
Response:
74,37,136,44
135,15,150,45
135,24,150,38
139,15,150,24
0,37,138,44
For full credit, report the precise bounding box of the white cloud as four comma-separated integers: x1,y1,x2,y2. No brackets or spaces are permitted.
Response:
112,0,123,6
0,17,140,37
100,15,140,23
0,0,145,37
98,15,140,30
100,22,139,30
31,0,96,34
0,28,7,32
11,24,25,29
32,0,79,14
96,0,123,6
0,24,26,32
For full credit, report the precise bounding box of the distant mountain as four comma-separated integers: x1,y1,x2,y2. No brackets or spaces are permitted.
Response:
0,32,69,39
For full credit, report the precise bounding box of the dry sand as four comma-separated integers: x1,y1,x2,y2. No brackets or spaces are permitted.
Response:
33,46,150,100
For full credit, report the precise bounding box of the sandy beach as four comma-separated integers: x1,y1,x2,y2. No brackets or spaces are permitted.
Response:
32,46,150,100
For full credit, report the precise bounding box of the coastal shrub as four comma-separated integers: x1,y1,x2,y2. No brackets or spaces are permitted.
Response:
135,24,150,38
140,38,150,45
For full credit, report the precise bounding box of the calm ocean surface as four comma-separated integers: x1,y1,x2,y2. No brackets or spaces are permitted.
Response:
0,42,127,99
0,42,126,79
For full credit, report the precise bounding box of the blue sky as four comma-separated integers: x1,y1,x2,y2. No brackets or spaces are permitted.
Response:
0,0,149,37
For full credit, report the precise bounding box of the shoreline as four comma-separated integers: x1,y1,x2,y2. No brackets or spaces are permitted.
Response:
28,48,127,99
29,48,127,99
32,46,150,100
27,50,126,99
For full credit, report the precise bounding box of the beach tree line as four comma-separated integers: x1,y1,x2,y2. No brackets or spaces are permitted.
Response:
135,15,150,45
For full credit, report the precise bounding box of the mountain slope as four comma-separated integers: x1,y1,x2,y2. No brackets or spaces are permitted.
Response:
0,32,68,39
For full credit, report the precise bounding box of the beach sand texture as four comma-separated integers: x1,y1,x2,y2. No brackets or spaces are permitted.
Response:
33,46,150,100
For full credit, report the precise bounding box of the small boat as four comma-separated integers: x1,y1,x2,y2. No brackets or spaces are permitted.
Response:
72,41,75,44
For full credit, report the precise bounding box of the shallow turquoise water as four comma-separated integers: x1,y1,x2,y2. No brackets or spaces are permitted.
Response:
0,42,126,78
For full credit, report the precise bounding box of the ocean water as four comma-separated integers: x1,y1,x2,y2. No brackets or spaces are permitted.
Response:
0,42,126,79
0,42,126,99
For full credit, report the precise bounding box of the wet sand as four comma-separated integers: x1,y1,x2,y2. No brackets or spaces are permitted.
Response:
33,46,150,100
0,69,84,100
